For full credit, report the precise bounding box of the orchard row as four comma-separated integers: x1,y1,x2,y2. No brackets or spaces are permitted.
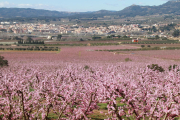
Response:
0,63,180,119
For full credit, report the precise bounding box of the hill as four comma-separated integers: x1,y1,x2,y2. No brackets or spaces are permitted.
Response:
0,8,80,18
117,0,180,17
76,0,180,18
0,1,180,19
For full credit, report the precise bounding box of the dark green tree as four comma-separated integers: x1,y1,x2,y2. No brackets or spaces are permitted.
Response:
122,35,128,38
172,30,180,37
92,36,101,40
0,56,8,67
13,36,22,40
159,23,176,32
27,37,33,43
80,38,84,41
155,35,160,39
152,26,157,32
0,29,7,32
57,34,62,41
147,64,165,72
107,36,111,38
168,64,179,71
141,45,145,48
110,35,115,38
117,35,121,38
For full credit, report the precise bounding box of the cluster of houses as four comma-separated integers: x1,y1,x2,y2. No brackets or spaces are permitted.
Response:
0,23,143,35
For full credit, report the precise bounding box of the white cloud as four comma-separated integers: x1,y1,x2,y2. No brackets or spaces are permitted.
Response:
0,1,65,11
17,4,51,10
0,1,15,7
18,4,33,7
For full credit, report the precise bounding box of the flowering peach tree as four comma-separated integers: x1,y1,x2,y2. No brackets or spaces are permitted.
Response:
0,64,179,119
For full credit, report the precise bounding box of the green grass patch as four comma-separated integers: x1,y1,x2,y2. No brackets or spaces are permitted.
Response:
97,103,108,110
97,46,180,52
125,58,132,62
47,113,58,119
29,87,34,92
122,40,179,44
88,110,109,120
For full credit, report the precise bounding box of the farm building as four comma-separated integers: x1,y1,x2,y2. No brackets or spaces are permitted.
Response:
132,39,138,42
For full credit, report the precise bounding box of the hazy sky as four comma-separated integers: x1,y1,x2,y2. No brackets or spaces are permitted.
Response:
0,0,169,12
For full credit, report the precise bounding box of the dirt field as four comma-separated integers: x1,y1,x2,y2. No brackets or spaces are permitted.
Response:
1,45,180,66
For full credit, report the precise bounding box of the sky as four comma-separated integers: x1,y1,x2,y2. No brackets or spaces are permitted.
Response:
0,0,170,12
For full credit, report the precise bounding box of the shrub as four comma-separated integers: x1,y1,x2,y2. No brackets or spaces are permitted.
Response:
153,47,161,50
141,45,145,48
125,58,132,62
84,65,89,70
168,64,180,72
147,45,151,47
0,56,8,67
147,64,164,72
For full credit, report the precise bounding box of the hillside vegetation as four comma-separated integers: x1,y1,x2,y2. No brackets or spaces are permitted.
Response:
0,1,180,19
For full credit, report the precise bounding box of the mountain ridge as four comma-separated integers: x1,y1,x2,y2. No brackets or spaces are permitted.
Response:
0,1,180,19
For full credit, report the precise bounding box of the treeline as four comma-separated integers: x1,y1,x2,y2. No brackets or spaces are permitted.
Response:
122,40,179,44
92,35,131,41
92,36,102,40
0,46,59,51
96,47,162,52
96,46,180,52
18,40,44,44
90,43,119,46
45,43,120,46
141,24,176,33
107,35,121,38
159,24,176,32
